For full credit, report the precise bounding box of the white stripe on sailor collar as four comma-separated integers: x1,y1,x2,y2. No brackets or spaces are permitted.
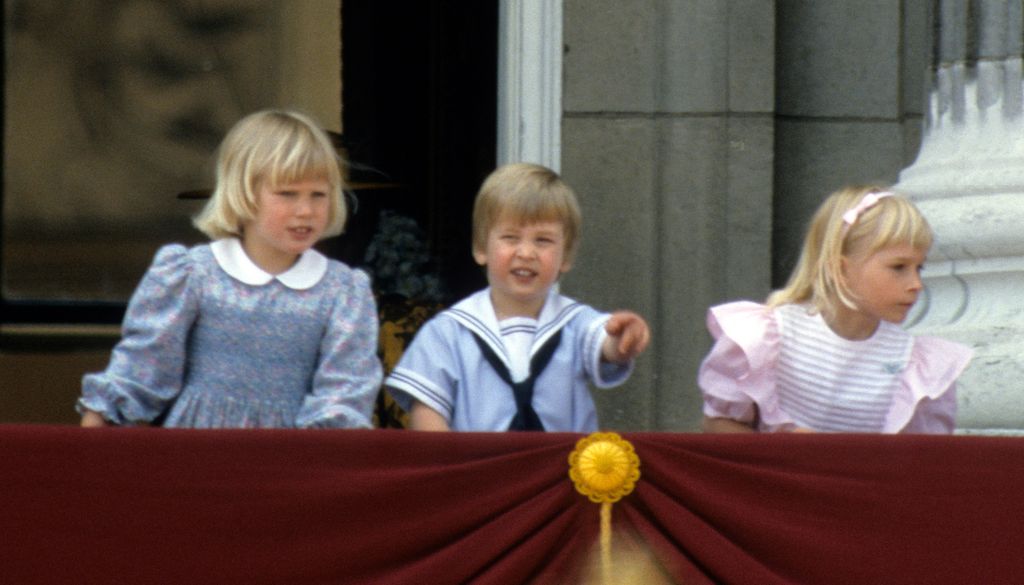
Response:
210,238,327,290
448,288,584,361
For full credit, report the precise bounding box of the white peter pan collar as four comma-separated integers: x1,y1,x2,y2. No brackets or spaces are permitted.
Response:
210,238,328,290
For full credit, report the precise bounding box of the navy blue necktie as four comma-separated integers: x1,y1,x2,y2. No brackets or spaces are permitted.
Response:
471,330,562,431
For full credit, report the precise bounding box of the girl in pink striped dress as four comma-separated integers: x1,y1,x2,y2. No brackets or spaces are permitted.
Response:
699,185,972,433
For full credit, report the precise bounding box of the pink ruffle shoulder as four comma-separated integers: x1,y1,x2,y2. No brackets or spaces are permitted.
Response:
697,301,973,434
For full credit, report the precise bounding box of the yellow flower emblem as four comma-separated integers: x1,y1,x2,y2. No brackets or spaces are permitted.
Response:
568,432,640,504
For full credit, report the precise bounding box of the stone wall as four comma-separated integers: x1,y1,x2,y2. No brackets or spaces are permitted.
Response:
561,0,775,430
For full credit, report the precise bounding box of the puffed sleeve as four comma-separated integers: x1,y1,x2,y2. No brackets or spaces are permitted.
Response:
697,301,795,430
886,335,972,434
78,244,199,424
296,268,383,429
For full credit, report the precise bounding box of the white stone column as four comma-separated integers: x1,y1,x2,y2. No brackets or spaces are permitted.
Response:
897,0,1024,434
497,0,563,171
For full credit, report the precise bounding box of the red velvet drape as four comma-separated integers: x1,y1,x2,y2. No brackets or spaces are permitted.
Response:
3,426,1023,584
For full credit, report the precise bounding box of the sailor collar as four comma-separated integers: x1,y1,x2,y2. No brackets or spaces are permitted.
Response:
210,238,327,290
446,288,585,365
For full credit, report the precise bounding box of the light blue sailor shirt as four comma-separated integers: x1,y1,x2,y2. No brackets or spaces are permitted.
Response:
385,288,632,432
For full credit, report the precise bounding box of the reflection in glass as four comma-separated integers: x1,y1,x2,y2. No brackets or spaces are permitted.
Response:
3,0,337,303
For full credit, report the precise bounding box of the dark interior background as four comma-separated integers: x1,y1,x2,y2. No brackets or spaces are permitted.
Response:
337,0,497,304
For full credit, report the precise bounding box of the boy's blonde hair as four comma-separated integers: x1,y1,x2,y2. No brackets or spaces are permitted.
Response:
471,163,583,262
768,184,933,317
193,109,347,239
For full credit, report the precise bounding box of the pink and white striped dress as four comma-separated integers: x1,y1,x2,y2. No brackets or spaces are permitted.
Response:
698,301,972,433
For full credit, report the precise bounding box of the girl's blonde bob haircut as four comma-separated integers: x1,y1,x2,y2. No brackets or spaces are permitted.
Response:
472,162,583,262
193,109,347,240
768,184,933,318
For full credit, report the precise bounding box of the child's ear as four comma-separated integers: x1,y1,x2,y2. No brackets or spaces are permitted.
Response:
473,247,487,266
560,245,575,273
838,255,850,282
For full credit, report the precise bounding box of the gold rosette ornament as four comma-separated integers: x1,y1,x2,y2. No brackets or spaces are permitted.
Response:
568,432,640,584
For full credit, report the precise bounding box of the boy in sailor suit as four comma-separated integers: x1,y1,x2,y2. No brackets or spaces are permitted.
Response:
385,163,650,431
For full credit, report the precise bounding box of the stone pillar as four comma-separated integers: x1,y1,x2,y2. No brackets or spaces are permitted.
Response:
497,0,563,170
561,0,775,430
897,0,1024,434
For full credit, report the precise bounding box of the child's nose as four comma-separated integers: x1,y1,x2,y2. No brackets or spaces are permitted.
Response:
295,196,313,215
909,272,923,291
516,242,537,258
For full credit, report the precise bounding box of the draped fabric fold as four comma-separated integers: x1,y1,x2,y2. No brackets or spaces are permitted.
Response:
3,427,1023,585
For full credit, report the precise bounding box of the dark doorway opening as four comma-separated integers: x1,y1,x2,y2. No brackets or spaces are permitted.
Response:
338,1,497,304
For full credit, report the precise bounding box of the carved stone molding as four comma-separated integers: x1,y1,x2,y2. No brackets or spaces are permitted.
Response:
898,0,1024,434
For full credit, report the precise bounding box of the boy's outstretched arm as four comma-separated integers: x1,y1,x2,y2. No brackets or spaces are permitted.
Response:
601,311,651,364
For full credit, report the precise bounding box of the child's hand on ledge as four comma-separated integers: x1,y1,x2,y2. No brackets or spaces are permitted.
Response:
80,410,109,428
601,311,650,364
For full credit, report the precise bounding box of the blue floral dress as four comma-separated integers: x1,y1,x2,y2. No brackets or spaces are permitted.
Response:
78,239,382,428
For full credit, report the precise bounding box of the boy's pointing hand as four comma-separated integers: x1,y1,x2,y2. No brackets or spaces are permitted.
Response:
602,311,651,364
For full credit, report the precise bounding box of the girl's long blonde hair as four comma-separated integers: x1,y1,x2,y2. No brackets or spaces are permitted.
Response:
768,185,933,318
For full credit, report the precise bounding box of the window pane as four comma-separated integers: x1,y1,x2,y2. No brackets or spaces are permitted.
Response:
3,0,340,304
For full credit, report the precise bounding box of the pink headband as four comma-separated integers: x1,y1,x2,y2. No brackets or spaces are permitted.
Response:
842,191,894,228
